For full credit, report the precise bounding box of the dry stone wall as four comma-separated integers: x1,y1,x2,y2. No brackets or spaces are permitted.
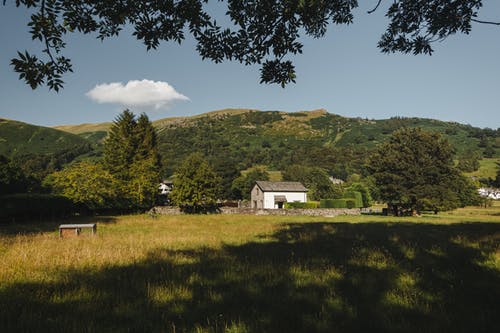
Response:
150,206,360,217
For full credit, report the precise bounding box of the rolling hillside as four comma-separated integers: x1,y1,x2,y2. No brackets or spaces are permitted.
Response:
0,118,92,157
3,109,498,178
148,109,498,176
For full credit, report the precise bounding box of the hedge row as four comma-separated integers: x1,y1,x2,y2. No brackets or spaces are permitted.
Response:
0,194,79,223
343,191,363,208
284,201,319,209
320,199,353,208
319,191,363,209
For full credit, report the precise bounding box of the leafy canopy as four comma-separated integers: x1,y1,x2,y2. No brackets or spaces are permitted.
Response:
6,0,498,90
44,110,161,210
231,166,270,200
44,160,118,210
282,164,341,200
369,127,470,214
170,153,221,213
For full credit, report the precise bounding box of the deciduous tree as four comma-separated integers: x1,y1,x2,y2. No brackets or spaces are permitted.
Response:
44,160,118,210
0,155,26,195
282,164,342,200
369,127,466,215
346,182,373,208
231,166,270,200
170,153,221,213
6,0,498,90
456,150,481,172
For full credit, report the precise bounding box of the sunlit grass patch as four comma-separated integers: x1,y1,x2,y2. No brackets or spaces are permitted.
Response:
147,283,193,306
382,272,434,311
0,205,499,332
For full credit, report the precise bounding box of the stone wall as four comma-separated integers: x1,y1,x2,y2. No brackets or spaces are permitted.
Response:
150,206,361,217
220,207,360,217
149,207,182,215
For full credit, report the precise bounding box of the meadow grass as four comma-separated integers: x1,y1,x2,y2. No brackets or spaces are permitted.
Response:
0,205,499,332
464,157,500,179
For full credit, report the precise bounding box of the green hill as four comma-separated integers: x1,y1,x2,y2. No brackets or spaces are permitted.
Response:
0,118,92,157
53,122,112,134
150,109,499,176
21,108,500,178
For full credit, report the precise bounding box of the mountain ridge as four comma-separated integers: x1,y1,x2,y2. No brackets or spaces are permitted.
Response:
51,108,497,134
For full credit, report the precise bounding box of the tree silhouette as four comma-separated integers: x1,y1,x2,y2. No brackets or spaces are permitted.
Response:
6,0,499,90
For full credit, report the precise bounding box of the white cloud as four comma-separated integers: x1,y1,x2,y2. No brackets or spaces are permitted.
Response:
86,79,189,109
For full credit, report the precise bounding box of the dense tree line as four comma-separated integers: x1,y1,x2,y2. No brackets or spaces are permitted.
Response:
0,143,92,195
2,110,495,217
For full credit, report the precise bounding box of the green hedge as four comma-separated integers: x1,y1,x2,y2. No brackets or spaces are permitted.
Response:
343,191,363,208
284,201,319,209
345,199,356,209
320,198,350,208
0,194,78,223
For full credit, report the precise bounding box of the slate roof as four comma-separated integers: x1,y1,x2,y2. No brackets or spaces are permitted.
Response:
274,195,288,202
255,181,308,192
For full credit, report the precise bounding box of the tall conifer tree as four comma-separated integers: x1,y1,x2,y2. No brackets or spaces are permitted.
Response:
103,110,160,208
104,110,138,179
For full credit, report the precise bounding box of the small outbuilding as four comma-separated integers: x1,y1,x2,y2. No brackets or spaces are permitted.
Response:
251,181,308,209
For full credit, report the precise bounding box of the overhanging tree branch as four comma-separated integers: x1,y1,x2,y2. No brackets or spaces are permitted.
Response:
471,18,500,26
367,0,383,14
4,0,499,91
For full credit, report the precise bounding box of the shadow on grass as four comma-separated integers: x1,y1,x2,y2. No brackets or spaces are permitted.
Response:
1,222,499,332
0,216,117,237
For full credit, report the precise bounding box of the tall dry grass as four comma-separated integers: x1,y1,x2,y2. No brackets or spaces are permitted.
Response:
0,208,499,332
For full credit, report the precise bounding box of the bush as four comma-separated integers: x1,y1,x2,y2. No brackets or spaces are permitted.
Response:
320,199,334,208
0,194,78,223
347,183,373,207
343,191,363,208
284,201,318,209
345,199,356,209
320,199,349,208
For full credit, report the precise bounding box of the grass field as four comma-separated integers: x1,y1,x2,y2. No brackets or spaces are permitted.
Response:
464,158,500,180
1,205,499,332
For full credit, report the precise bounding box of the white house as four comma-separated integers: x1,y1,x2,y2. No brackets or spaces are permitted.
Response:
159,181,173,195
251,181,308,209
478,187,500,200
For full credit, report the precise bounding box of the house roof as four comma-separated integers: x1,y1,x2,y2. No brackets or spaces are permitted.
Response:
274,195,287,202
255,181,308,192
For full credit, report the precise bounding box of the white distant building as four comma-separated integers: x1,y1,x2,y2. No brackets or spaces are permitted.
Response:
159,181,173,195
251,181,308,209
329,177,344,185
478,188,500,200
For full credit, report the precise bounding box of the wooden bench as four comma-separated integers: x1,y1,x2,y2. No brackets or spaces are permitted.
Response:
59,224,97,238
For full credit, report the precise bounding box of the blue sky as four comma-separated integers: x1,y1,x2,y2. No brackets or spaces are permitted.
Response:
0,1,499,128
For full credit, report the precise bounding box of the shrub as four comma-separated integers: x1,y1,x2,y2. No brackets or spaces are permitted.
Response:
345,199,356,209
343,191,363,208
285,201,318,209
346,183,373,208
320,199,333,208
320,199,348,208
